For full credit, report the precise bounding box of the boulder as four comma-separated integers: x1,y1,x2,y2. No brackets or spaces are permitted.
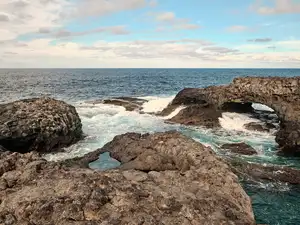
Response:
0,131,256,224
244,122,270,133
87,97,148,112
228,157,300,185
221,143,258,156
165,104,222,128
163,77,300,155
0,97,82,153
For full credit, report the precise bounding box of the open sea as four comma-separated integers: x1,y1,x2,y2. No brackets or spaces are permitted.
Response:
1,68,300,225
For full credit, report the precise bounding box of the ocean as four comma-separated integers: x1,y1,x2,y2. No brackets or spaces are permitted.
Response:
1,68,300,225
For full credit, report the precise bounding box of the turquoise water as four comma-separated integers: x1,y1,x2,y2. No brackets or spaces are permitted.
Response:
89,152,121,170
1,68,300,224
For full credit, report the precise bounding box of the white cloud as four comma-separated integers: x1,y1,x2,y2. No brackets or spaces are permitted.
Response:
1,38,299,68
75,0,152,17
0,0,70,41
253,0,300,14
151,11,200,31
226,25,248,32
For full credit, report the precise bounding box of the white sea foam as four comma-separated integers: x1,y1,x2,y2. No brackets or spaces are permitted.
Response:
219,112,261,132
140,96,175,113
163,106,186,119
44,101,176,161
252,103,274,112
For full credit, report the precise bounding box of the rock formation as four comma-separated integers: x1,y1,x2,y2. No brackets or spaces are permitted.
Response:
228,157,300,185
221,143,258,156
87,97,148,112
0,131,255,225
0,97,83,153
162,77,300,155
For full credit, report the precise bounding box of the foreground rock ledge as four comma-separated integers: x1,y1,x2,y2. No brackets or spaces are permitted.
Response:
0,97,83,153
0,131,255,225
162,77,300,155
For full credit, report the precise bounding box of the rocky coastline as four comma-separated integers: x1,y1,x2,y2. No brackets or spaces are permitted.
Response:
1,76,300,224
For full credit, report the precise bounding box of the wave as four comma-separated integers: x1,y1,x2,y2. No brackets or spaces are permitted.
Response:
163,106,186,119
44,100,177,161
140,96,175,113
219,112,261,132
252,103,274,112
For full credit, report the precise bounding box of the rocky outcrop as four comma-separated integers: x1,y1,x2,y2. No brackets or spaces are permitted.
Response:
244,122,270,133
0,131,256,225
0,97,82,153
87,97,148,112
228,157,300,185
163,77,300,155
221,143,258,156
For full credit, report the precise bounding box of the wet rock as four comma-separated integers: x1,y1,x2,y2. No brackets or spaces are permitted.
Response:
0,97,83,153
167,104,222,128
88,97,148,112
228,157,300,185
163,77,300,155
0,131,256,225
0,145,8,152
244,122,270,133
221,143,258,156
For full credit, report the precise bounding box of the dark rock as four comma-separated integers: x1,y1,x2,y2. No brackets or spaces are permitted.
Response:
163,77,300,155
228,157,300,185
0,131,256,224
88,97,148,112
0,97,83,153
244,122,270,133
221,143,258,156
0,145,8,152
168,104,222,128
265,122,277,130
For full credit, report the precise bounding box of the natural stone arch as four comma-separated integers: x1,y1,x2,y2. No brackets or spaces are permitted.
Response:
162,77,300,155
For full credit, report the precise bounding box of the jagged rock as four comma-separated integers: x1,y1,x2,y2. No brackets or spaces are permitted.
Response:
228,157,300,185
0,132,256,225
163,77,300,155
0,145,7,153
221,143,258,156
87,97,148,112
0,97,83,153
244,122,270,133
165,104,222,128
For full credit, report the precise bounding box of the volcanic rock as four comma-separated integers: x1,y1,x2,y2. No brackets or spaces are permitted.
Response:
0,97,82,153
163,77,300,155
221,143,258,156
1,131,256,225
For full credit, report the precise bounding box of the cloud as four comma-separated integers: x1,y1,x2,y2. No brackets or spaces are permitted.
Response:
253,0,300,15
248,38,272,42
0,0,70,41
226,25,248,32
52,26,130,38
151,11,200,31
1,38,300,68
201,46,239,54
0,13,10,22
75,0,153,17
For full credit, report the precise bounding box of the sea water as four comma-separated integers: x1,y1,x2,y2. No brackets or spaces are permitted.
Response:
1,68,300,225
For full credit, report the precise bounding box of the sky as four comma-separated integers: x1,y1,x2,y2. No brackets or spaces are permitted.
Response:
0,0,300,68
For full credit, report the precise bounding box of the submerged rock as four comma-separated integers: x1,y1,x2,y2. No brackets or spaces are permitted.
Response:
228,157,300,185
0,131,256,224
163,77,300,155
0,97,82,153
221,143,258,156
244,122,270,133
88,97,148,112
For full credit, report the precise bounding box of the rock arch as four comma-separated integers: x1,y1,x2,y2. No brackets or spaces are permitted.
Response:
163,77,300,155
